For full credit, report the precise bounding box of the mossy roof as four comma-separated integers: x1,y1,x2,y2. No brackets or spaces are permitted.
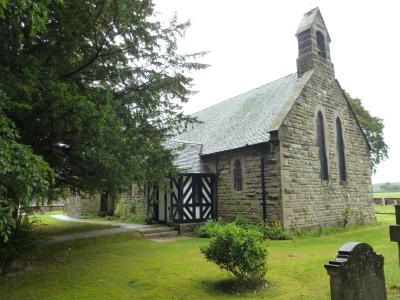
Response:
171,70,313,158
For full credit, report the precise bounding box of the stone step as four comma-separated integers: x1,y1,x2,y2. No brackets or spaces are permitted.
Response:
143,230,179,238
139,226,176,235
145,224,167,229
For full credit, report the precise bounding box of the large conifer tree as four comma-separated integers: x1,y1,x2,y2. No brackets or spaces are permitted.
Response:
0,0,205,194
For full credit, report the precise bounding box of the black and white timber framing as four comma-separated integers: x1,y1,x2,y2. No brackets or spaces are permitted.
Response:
148,173,216,224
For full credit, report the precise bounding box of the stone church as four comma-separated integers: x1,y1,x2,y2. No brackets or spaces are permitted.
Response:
66,8,376,230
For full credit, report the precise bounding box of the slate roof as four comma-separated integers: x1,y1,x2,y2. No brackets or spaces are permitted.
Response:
165,70,314,172
164,140,207,173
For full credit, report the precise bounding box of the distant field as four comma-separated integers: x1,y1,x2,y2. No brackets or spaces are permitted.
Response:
373,192,400,198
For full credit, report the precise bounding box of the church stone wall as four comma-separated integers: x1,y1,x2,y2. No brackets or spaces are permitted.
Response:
64,193,101,217
280,66,375,230
131,184,148,216
64,185,148,218
203,143,282,224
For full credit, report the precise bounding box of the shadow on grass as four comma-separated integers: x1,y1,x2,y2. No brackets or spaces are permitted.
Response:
200,278,268,296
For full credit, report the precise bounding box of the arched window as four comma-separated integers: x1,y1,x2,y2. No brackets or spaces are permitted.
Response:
233,160,243,191
336,117,347,182
316,31,326,58
317,111,329,181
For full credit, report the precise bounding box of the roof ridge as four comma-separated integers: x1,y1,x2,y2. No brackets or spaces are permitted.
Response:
305,7,319,15
168,139,203,146
191,73,296,116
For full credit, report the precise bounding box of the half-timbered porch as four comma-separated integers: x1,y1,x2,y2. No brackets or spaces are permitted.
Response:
150,173,216,224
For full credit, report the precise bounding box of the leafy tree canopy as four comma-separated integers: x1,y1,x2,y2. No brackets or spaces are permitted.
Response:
0,0,206,196
346,92,388,173
0,97,54,243
379,182,400,192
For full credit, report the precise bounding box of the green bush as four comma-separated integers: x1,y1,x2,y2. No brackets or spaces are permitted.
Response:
255,222,292,240
131,212,145,224
234,216,292,241
102,197,145,224
104,215,119,221
197,217,291,241
0,217,39,274
195,219,224,238
114,199,136,219
232,215,246,227
200,223,268,286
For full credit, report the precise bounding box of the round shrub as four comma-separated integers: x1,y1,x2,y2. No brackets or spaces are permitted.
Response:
232,216,292,241
200,223,268,286
256,221,292,240
195,219,224,238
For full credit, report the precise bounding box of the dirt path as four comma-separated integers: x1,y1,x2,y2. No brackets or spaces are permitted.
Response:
50,214,149,229
47,215,151,243
47,215,189,243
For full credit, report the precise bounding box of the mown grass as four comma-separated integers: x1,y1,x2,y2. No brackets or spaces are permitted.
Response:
375,204,395,215
374,192,400,199
32,213,115,237
1,213,399,299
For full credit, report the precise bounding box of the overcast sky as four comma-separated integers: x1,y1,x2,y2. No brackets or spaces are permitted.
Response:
155,0,400,184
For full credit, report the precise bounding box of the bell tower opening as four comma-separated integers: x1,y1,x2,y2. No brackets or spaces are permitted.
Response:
316,31,326,58
295,8,334,77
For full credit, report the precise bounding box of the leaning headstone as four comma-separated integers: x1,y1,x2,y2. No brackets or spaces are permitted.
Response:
381,198,386,206
389,204,400,264
325,242,386,300
394,200,398,205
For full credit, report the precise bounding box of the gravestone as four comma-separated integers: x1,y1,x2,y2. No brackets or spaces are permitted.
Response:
389,204,400,264
325,242,387,300
381,198,386,206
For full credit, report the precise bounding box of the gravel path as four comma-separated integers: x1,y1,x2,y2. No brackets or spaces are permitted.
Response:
50,214,150,229
46,215,151,243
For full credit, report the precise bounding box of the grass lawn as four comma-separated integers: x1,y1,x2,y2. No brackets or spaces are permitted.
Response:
1,213,400,299
375,204,395,214
32,213,115,237
374,192,400,199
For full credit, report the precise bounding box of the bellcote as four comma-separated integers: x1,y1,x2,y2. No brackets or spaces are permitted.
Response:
296,8,334,77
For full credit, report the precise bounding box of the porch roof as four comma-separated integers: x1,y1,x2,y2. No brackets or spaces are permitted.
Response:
164,140,208,173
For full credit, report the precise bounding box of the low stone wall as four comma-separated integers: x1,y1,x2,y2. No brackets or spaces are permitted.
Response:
64,193,101,217
374,198,400,205
63,185,148,219
31,204,64,213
